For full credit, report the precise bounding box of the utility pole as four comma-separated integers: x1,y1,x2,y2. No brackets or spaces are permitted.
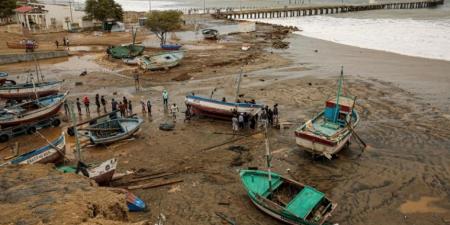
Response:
148,0,151,12
203,0,206,14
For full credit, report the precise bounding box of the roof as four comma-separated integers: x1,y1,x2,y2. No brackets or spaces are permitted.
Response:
15,5,47,13
15,6,33,13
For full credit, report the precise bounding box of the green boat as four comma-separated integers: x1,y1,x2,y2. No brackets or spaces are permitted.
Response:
240,170,336,225
107,44,145,59
240,126,337,225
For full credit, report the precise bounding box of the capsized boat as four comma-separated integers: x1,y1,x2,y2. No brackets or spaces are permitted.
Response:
0,80,62,100
138,51,185,70
85,117,143,145
0,92,68,128
202,29,219,39
0,134,66,166
240,169,336,225
185,95,263,119
295,67,359,159
58,158,118,185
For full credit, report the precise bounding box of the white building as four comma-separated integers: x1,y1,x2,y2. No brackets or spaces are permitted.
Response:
15,3,92,31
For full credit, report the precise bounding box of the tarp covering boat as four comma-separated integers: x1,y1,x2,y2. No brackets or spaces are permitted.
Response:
107,44,145,59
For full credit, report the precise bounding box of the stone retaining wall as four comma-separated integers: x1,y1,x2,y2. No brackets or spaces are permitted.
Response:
0,51,69,65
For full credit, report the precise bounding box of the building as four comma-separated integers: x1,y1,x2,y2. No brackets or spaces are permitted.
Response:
14,3,92,32
15,5,48,30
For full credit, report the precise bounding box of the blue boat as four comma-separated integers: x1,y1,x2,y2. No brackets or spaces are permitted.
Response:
160,44,182,50
1,134,66,166
0,72,8,78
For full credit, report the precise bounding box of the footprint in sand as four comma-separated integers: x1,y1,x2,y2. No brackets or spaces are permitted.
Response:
399,196,448,214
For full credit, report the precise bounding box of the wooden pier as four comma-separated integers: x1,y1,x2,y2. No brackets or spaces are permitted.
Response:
214,0,444,20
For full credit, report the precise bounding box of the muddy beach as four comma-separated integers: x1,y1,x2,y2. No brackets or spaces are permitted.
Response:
0,15,450,225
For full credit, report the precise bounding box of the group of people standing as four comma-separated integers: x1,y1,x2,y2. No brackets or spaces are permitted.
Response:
55,37,70,49
75,94,152,118
232,104,279,133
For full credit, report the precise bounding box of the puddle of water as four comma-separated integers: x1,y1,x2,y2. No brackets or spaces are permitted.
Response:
399,196,448,214
69,45,107,52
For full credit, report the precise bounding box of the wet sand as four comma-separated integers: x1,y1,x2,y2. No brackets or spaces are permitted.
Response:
0,20,450,225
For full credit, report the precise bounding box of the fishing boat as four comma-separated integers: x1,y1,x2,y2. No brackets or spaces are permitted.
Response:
58,158,118,185
122,57,139,65
7,40,38,49
107,27,144,59
84,117,143,145
294,67,359,159
138,51,185,70
202,29,219,39
185,95,263,119
160,43,182,50
0,134,66,166
240,126,337,225
240,170,337,225
0,92,68,128
185,68,263,120
0,80,62,100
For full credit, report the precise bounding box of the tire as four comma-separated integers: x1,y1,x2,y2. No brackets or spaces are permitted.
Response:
52,118,61,127
27,126,36,134
0,134,9,143
67,127,75,136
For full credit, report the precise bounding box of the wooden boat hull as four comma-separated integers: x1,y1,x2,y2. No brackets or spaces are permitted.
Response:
294,110,359,158
0,89,59,100
161,44,182,50
185,95,263,120
4,134,66,166
88,118,143,145
0,93,67,128
57,158,117,185
138,51,184,70
240,170,336,225
87,158,117,185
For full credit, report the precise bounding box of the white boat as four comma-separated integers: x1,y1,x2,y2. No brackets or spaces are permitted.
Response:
0,80,62,100
138,51,185,70
295,67,360,159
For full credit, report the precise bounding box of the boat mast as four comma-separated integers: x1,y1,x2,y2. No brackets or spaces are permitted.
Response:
333,66,344,123
264,123,273,193
234,67,243,102
69,101,82,162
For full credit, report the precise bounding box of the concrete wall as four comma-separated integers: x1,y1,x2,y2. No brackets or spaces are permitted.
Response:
0,51,69,65
44,4,89,30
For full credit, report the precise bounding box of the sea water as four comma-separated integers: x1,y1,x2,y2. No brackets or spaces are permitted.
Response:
249,7,450,61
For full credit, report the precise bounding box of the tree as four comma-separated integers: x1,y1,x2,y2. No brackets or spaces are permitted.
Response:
0,0,16,19
84,0,123,22
145,10,183,45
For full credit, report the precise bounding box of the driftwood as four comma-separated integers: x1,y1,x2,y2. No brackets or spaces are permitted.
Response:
127,178,184,190
215,212,236,225
201,131,262,152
